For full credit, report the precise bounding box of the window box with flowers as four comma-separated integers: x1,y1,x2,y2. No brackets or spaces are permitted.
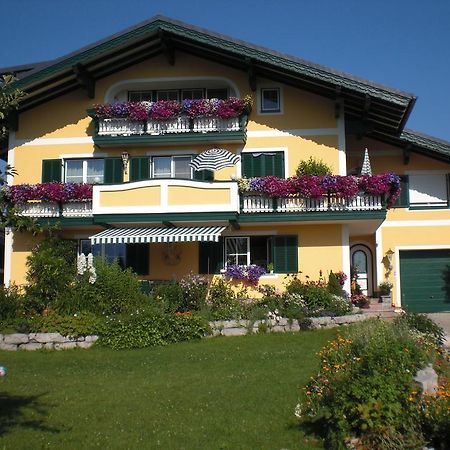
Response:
224,264,267,285
89,96,252,137
3,183,93,218
238,173,401,213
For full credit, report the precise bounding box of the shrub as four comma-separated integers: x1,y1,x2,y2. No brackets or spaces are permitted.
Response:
24,236,77,312
394,312,445,347
56,258,149,315
98,309,210,349
296,320,431,448
0,284,24,319
206,278,240,320
179,272,208,311
295,156,332,176
0,312,103,336
419,378,450,448
152,282,184,313
327,272,342,296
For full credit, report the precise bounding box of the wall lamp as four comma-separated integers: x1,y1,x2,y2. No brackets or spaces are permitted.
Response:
121,151,129,174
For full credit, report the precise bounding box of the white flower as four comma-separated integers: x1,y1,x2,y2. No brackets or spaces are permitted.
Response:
77,254,87,274
294,403,302,418
88,265,97,284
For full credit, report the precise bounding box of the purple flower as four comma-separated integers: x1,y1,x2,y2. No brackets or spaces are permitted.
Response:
225,264,266,285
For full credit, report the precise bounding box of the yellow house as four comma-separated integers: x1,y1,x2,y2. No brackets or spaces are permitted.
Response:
3,16,450,312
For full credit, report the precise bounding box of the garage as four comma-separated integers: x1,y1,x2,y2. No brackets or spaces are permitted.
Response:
400,249,450,312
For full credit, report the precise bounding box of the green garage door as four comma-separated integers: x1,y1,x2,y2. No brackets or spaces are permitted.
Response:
400,249,450,312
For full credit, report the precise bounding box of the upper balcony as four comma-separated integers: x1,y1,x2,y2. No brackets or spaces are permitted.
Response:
87,98,250,147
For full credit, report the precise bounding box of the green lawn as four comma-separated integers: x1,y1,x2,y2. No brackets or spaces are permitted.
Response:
0,330,336,449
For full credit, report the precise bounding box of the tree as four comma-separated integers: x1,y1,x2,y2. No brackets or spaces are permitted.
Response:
0,74,24,139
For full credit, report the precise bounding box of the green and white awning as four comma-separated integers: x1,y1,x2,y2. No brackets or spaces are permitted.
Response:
90,226,226,245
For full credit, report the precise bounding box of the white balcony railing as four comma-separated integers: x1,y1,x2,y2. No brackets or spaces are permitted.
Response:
241,194,383,213
97,116,242,136
146,117,190,134
192,117,240,133
98,118,145,136
18,201,93,218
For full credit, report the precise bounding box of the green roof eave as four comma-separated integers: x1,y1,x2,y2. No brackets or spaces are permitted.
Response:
400,129,450,160
12,16,413,109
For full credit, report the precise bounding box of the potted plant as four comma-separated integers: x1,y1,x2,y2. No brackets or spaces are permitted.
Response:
378,280,393,303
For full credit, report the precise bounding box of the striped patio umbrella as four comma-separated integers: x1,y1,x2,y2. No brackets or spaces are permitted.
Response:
190,148,240,171
361,148,372,175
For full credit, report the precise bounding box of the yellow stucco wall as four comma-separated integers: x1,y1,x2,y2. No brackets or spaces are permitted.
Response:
100,186,161,207
168,185,230,205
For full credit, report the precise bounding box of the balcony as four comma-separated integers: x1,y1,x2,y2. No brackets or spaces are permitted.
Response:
241,193,384,213
87,98,249,147
17,201,93,218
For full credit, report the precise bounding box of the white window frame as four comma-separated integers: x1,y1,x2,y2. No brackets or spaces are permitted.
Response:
258,86,283,115
151,155,193,179
65,158,104,184
225,237,250,267
407,170,449,209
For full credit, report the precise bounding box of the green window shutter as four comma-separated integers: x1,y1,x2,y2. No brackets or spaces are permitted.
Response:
273,152,285,178
242,153,253,178
394,175,409,208
104,158,123,184
193,169,214,181
273,236,298,273
126,243,149,275
130,157,150,182
42,159,62,182
199,239,223,274
241,152,284,178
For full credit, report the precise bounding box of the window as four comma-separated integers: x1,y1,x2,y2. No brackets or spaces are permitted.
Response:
199,235,297,274
152,156,192,179
261,88,280,113
79,240,149,275
206,88,228,100
182,89,204,100
65,159,104,184
225,236,274,269
408,173,449,208
241,152,285,178
156,90,179,101
128,91,153,102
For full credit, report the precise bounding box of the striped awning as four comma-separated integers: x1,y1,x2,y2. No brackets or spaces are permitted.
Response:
90,226,226,245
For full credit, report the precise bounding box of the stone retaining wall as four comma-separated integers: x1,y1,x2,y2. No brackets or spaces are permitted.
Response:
0,333,98,351
0,314,370,351
209,313,370,336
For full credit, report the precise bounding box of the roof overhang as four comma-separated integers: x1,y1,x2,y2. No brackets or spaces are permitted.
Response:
6,15,416,137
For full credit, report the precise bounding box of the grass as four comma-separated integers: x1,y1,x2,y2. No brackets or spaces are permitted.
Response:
0,330,337,449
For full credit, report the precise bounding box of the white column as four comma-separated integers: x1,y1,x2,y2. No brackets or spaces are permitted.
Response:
341,224,351,294
337,104,347,176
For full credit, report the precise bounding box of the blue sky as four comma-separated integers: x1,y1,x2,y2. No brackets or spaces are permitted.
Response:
3,0,450,141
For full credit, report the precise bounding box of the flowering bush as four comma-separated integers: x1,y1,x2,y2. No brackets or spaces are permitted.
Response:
4,183,93,204
225,264,266,285
238,173,401,208
93,97,251,121
296,320,433,448
334,271,347,286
